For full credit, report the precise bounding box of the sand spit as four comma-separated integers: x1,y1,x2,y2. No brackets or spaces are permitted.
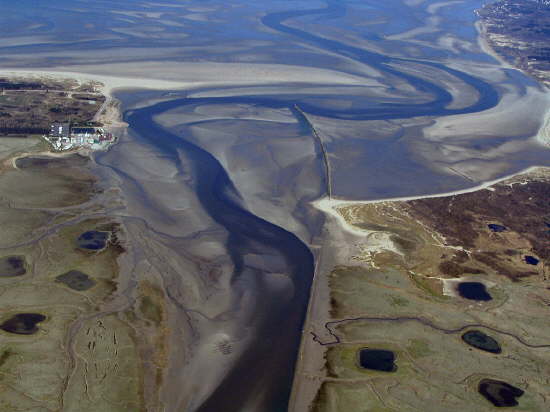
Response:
473,18,550,147
313,166,550,235
0,68,187,97
0,61,371,98
474,20,513,70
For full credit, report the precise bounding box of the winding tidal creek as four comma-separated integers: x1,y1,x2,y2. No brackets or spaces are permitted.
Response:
92,1,547,410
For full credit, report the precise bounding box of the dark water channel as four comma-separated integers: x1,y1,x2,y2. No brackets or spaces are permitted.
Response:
105,1,510,410
488,224,507,233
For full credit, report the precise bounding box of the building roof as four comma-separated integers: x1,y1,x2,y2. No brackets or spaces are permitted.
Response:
50,123,71,137
71,127,97,134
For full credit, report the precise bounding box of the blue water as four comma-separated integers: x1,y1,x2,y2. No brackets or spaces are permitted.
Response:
109,3,506,408
488,224,507,232
3,0,548,410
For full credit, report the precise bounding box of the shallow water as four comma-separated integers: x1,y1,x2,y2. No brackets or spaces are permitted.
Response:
103,97,315,412
461,330,501,354
103,1,546,409
0,256,26,277
0,313,46,335
3,0,549,410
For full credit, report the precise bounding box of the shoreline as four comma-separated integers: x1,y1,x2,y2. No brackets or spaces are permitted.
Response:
311,165,550,220
473,20,550,148
0,68,191,136
474,20,513,70
311,166,550,249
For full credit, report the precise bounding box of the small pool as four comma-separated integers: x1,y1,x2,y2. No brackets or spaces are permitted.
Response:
0,313,46,335
487,224,506,232
457,282,492,301
524,256,539,265
478,379,524,407
77,231,110,250
56,270,96,291
461,330,501,354
358,349,396,372
0,255,26,277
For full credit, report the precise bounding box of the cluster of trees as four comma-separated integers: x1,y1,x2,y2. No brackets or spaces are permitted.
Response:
0,80,44,90
49,106,79,115
0,126,49,135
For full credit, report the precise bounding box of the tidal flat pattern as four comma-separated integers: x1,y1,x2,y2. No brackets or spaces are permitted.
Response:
0,0,548,410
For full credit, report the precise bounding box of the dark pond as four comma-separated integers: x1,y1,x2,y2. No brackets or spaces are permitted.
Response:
524,256,539,265
457,282,492,301
0,313,46,335
358,349,396,372
0,255,26,277
478,378,524,407
487,224,507,232
461,330,501,354
77,231,109,250
56,270,96,291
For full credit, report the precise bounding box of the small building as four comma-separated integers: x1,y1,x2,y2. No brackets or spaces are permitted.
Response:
50,123,70,139
71,127,96,137
45,124,113,151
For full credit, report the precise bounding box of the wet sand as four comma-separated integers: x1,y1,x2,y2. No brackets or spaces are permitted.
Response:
0,0,548,410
